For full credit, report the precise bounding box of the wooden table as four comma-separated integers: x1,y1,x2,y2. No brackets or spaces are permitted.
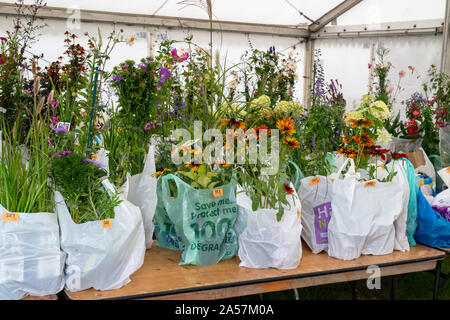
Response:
22,295,58,300
64,242,445,300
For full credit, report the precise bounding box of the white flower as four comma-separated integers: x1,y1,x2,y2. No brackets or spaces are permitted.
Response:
125,34,136,46
377,129,393,145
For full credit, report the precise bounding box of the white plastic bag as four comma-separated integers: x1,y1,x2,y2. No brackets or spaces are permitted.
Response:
0,206,65,300
56,179,146,292
415,148,436,189
438,166,450,188
235,184,302,269
298,176,333,254
328,158,409,260
121,144,157,249
393,160,411,252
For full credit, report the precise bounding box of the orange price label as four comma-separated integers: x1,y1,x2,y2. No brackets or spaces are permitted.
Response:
420,178,425,187
446,166,450,174
2,212,19,222
213,189,224,198
102,220,112,229
380,163,386,171
309,177,321,186
297,208,301,219
364,181,377,188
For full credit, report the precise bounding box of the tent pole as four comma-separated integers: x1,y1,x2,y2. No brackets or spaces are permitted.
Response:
441,0,450,74
302,38,315,110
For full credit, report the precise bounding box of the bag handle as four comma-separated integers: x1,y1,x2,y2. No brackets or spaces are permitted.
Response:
335,157,356,180
160,174,184,200
142,144,156,176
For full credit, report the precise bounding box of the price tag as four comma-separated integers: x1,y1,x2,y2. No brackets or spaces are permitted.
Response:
364,181,377,188
2,212,19,222
420,178,425,187
213,189,224,198
309,177,321,186
102,220,112,229
297,208,301,219
380,163,386,171
446,166,450,174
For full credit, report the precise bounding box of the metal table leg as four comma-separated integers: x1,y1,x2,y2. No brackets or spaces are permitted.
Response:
433,260,442,300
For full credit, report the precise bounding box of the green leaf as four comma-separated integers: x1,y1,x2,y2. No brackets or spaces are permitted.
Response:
276,206,284,222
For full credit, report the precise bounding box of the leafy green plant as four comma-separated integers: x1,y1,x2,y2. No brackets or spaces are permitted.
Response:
50,151,121,224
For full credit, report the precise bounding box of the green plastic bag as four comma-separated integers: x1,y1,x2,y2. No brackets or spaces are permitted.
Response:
154,178,184,251
282,161,304,192
325,152,337,173
158,174,238,266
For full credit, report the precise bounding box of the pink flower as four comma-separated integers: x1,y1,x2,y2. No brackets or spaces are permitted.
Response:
171,48,178,58
413,110,420,116
368,63,372,69
144,123,152,131
399,70,406,78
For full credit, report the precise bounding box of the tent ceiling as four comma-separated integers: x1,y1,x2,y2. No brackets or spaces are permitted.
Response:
0,0,346,26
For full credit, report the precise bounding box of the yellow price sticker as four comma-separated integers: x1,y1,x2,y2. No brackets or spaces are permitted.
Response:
102,220,112,229
446,167,450,174
420,178,425,187
2,212,19,222
213,189,224,198
309,177,321,186
297,208,301,219
364,181,377,188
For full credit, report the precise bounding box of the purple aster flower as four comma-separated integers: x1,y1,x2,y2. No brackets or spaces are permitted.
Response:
138,63,147,71
121,65,129,71
112,74,123,82
144,123,152,131
132,72,137,76
158,77,166,84
83,158,105,169
159,67,171,79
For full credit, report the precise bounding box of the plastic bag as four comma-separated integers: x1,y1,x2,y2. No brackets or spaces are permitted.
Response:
431,189,450,222
415,148,436,190
393,159,412,252
0,206,65,300
56,179,146,292
438,166,450,189
121,145,157,249
282,161,304,192
440,126,450,168
298,175,333,254
328,158,409,260
154,177,183,251
235,184,303,269
158,174,238,266
415,189,450,247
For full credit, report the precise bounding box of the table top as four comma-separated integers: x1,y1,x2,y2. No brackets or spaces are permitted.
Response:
65,242,445,300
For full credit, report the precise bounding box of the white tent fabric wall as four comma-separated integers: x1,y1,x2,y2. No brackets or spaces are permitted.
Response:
315,35,443,118
336,0,446,25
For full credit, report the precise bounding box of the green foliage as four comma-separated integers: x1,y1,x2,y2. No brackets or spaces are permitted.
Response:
50,152,121,224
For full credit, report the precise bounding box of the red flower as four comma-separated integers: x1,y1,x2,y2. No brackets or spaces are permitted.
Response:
283,183,294,195
391,152,408,160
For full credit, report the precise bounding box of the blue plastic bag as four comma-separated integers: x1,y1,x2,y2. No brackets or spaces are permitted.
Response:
415,189,450,248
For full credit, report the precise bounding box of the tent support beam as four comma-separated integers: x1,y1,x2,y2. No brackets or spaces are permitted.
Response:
302,38,315,110
0,2,309,38
310,19,444,39
442,0,450,74
309,0,363,33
